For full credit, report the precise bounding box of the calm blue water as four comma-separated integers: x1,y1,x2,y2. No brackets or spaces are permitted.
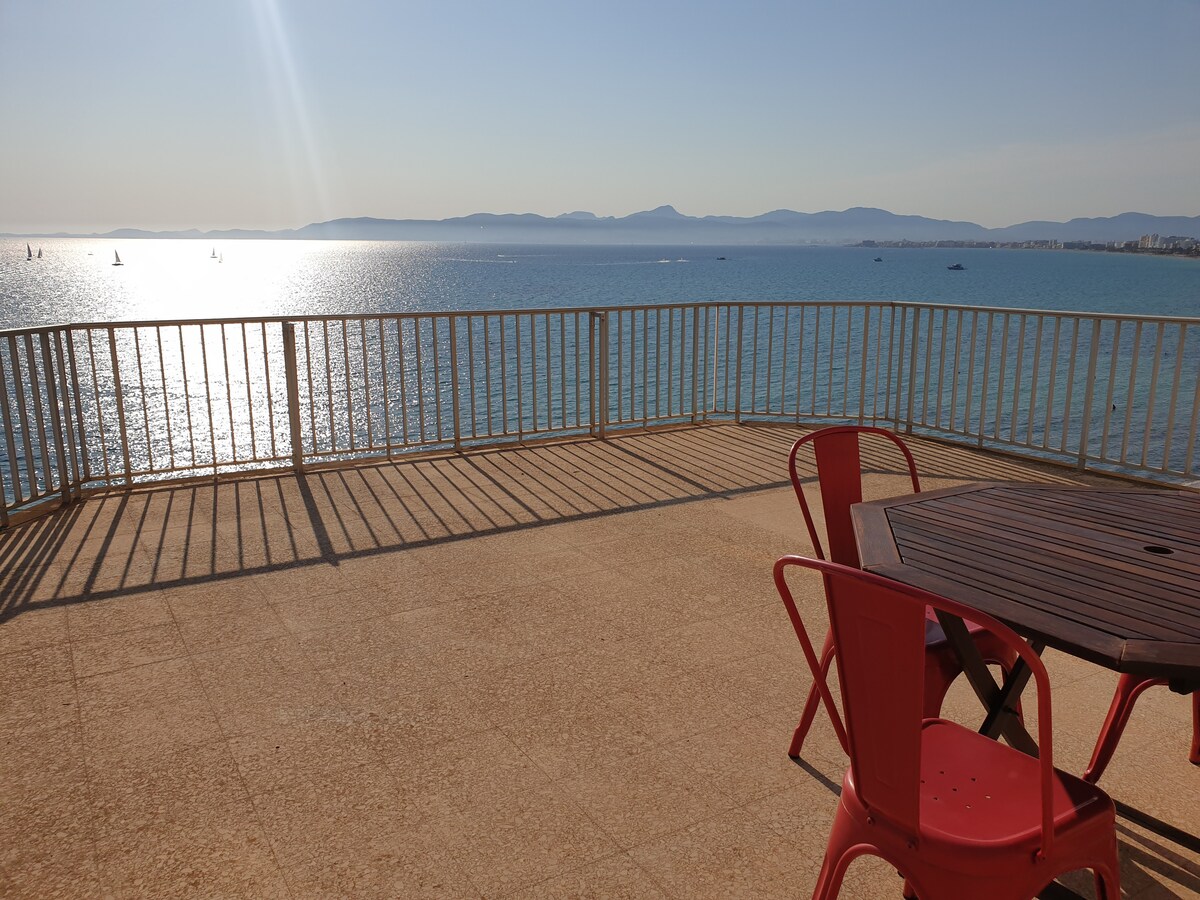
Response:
1,239,1198,328
2,239,1200,506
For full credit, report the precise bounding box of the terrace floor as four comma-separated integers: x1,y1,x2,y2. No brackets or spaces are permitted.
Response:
1,422,1197,899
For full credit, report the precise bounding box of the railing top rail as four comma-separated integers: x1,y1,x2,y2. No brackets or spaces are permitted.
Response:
892,300,1200,325
2,299,1198,338
3,301,885,335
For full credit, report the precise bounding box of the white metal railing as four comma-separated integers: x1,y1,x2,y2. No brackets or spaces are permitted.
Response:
2,301,1198,523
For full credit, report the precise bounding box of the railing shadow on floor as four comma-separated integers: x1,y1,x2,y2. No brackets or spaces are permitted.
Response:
0,421,1110,622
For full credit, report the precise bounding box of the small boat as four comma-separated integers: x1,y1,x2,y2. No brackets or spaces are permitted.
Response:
37,247,42,259
947,263,965,270
112,251,123,266
874,257,883,262
219,253,223,263
716,256,726,260
210,247,217,259
26,243,32,261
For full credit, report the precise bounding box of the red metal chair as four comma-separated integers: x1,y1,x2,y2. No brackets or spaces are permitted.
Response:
786,426,1019,758
775,556,1120,900
1082,674,1200,783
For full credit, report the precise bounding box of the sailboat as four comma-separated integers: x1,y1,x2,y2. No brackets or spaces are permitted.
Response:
112,250,123,266
36,248,42,259
26,243,32,261
210,247,217,259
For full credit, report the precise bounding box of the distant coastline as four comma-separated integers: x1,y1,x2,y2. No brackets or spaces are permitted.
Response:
855,239,1200,260
5,206,1199,248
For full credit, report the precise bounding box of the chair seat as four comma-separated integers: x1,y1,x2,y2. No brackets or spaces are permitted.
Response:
918,721,1111,848
841,720,1113,872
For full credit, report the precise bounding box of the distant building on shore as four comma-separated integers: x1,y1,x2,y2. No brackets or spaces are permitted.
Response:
856,236,1198,257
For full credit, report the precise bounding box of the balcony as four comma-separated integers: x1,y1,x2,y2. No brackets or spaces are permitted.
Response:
2,422,1197,898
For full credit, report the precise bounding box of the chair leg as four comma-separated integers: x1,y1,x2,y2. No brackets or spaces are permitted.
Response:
1083,674,1164,783
1190,691,1199,766
790,631,837,758
1093,866,1121,900
811,807,870,900
1093,832,1123,900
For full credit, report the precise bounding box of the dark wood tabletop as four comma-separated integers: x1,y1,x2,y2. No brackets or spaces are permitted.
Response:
852,482,1200,686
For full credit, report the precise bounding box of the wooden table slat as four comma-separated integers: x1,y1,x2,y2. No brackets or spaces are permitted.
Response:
890,515,1200,639
853,484,1200,679
894,539,1187,645
931,491,1200,568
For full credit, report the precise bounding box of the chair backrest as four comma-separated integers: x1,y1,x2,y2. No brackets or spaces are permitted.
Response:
773,555,1057,854
787,426,920,567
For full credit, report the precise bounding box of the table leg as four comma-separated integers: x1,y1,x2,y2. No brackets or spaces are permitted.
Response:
979,641,1045,741
934,611,1039,755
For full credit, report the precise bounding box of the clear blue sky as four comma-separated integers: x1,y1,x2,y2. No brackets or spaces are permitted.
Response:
2,0,1198,233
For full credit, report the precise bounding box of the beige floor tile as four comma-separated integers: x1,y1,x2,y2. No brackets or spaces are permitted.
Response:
628,806,811,899
0,641,74,691
67,593,174,640
159,576,268,618
338,669,493,762
508,853,670,899
0,822,102,900
194,651,347,738
603,667,747,747
227,718,381,796
81,692,226,763
93,792,289,899
422,762,620,896
251,763,477,897
559,744,730,849
87,739,248,823
76,656,207,713
175,598,290,654
0,723,88,807
679,717,809,806
498,693,661,783
0,606,69,656
458,653,616,726
270,586,388,634
0,673,79,736
71,621,188,678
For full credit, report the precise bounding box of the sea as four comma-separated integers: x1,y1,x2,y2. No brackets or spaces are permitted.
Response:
2,238,1199,505
1,239,1198,329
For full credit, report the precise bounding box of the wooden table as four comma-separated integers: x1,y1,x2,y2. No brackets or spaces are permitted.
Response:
852,482,1200,857
853,482,1200,687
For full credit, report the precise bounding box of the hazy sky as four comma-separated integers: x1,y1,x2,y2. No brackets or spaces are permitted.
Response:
2,0,1198,233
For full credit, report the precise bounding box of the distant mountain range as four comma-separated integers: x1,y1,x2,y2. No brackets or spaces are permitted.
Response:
12,207,1200,244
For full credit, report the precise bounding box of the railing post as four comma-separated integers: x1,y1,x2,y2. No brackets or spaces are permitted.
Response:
588,312,597,437
52,330,81,501
39,332,70,505
1076,318,1102,472
60,329,87,489
107,327,132,484
448,315,463,450
734,305,745,423
282,322,305,471
858,306,871,426
890,304,905,429
905,306,920,435
690,305,700,424
597,311,609,439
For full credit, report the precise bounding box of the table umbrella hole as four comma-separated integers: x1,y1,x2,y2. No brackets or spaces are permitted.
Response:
1143,545,1174,555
